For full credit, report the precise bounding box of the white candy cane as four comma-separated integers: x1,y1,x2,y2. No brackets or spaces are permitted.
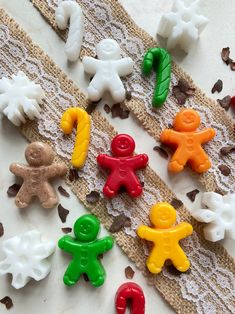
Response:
55,0,84,62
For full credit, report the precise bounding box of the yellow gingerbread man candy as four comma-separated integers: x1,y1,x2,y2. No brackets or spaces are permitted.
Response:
137,202,193,274
160,108,216,173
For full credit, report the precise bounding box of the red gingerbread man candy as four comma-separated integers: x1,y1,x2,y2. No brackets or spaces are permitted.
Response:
97,134,148,198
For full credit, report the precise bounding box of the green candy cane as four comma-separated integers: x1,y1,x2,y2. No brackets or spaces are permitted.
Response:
142,47,171,108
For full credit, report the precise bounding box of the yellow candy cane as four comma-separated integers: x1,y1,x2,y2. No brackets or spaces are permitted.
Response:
61,108,91,168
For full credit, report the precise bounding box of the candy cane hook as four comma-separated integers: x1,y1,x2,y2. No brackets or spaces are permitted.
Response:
55,0,84,62
61,108,91,168
142,47,171,108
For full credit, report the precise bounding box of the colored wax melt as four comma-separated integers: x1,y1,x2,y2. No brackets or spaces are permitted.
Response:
83,38,134,103
160,108,215,173
142,47,171,108
115,282,145,314
97,134,148,198
137,202,193,274
61,107,91,168
157,0,208,53
192,192,235,242
10,142,67,208
58,214,114,287
0,230,55,289
0,71,44,126
55,0,84,62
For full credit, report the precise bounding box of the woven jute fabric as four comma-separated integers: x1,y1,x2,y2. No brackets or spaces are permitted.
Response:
31,0,235,195
1,8,235,314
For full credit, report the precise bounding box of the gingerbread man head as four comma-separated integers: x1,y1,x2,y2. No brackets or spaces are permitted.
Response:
74,215,100,243
173,108,200,132
25,142,54,167
111,134,135,157
96,38,121,61
150,203,176,229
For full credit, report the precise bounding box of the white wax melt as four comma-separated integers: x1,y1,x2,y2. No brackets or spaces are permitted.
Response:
55,0,84,62
83,38,134,103
0,230,55,289
0,71,45,126
157,0,208,53
192,192,235,242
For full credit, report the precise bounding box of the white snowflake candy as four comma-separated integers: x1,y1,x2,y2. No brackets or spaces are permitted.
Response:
192,192,235,242
157,0,208,53
0,71,45,126
0,230,55,289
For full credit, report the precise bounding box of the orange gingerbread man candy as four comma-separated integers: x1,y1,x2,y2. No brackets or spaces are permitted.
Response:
137,202,193,274
160,108,215,173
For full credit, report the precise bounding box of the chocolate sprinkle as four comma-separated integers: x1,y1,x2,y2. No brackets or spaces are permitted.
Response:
86,191,100,203
170,198,183,209
217,96,231,111
104,104,111,114
58,186,70,198
153,146,169,159
230,61,235,71
7,183,21,197
111,103,130,119
221,47,231,64
0,296,13,310
126,90,132,101
218,165,231,176
61,227,72,234
125,266,135,279
220,146,235,156
186,189,200,202
109,214,131,233
58,204,69,223
68,168,79,182
0,222,4,237
211,79,223,94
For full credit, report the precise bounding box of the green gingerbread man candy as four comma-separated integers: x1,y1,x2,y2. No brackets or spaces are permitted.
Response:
58,214,114,287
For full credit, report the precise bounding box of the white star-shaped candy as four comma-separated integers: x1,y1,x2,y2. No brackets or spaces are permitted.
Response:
192,192,235,242
157,0,208,53
0,230,55,289
0,71,45,126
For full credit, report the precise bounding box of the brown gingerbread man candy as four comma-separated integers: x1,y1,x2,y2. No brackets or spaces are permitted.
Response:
9,142,68,208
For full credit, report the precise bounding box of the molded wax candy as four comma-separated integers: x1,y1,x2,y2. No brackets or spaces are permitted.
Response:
61,107,91,168
142,47,171,108
137,202,193,274
10,142,67,208
97,134,148,198
192,192,235,242
160,108,215,173
83,38,134,103
0,230,55,289
157,0,208,53
58,214,114,287
115,282,145,314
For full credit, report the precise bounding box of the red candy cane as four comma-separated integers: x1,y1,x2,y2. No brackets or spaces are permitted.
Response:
115,282,145,314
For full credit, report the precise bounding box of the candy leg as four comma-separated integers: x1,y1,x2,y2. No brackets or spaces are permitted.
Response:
124,173,142,198
38,182,58,208
190,149,211,173
169,149,188,173
171,247,190,272
147,249,166,274
87,261,105,287
87,76,104,102
109,76,126,103
103,176,121,198
63,260,81,286
15,185,33,208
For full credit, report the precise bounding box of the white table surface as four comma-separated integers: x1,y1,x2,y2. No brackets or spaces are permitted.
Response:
0,0,234,313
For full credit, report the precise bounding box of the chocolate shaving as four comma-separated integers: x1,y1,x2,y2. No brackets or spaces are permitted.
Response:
178,78,195,94
170,198,183,209
125,266,135,279
220,146,235,156
61,227,72,234
126,90,132,101
68,168,79,182
211,79,223,94
58,204,69,223
172,86,187,105
0,222,4,237
218,165,231,176
7,183,21,197
83,274,90,282
172,79,195,105
230,61,235,71
86,100,99,115
186,189,200,202
0,296,13,310
104,104,111,114
86,191,100,203
153,146,169,159
58,186,70,198
217,96,231,111
221,47,231,64
111,103,130,119
109,214,131,233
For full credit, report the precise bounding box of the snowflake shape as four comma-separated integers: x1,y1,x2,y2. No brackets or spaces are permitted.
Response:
192,192,235,242
0,71,45,126
157,0,208,53
0,230,55,289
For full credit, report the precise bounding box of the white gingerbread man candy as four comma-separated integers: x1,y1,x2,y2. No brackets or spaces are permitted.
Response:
157,0,208,53
83,38,134,103
192,192,235,242
0,230,55,289
0,71,45,126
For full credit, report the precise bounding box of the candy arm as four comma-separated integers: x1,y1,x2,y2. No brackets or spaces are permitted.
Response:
116,57,134,76
58,235,76,253
9,163,27,178
137,225,158,241
93,236,114,255
131,154,149,169
173,223,193,240
160,129,182,144
197,128,216,144
82,56,99,75
46,163,68,178
97,154,117,169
